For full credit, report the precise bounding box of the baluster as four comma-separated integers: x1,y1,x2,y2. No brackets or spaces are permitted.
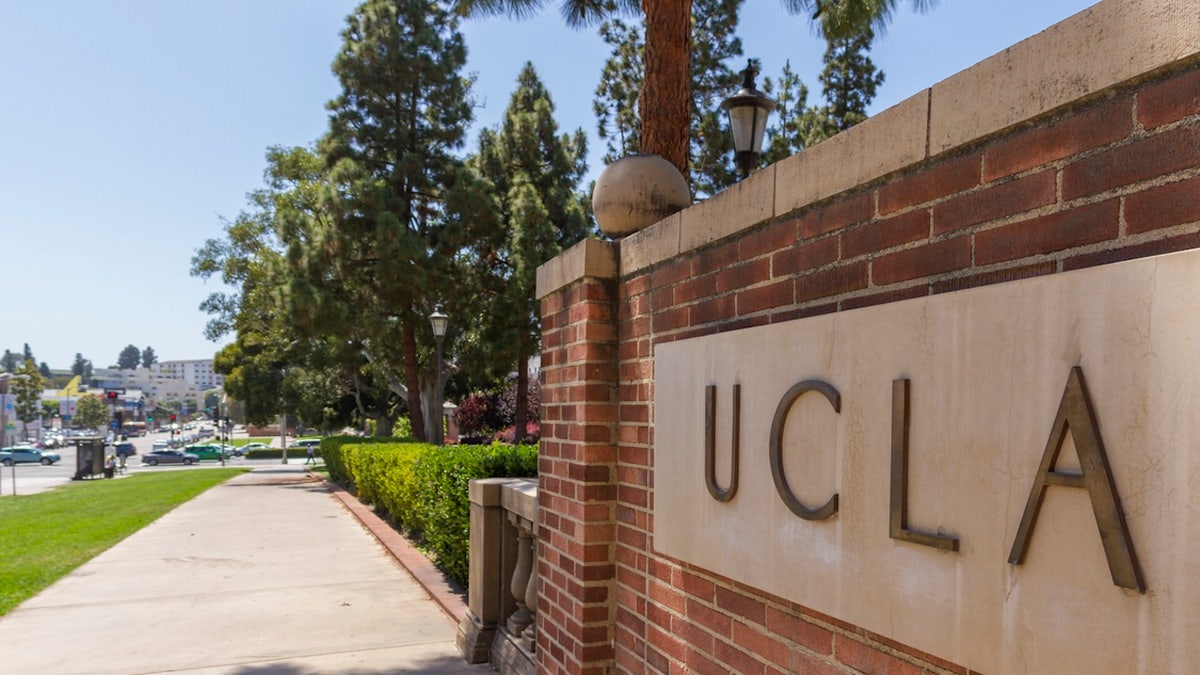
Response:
523,527,538,652
506,514,534,636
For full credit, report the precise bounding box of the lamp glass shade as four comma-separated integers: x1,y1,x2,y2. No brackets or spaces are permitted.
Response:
429,305,449,339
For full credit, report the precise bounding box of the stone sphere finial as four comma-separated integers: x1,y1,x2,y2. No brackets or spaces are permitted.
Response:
592,154,691,238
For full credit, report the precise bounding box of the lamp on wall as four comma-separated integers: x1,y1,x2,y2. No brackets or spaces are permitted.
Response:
429,304,449,446
722,60,777,179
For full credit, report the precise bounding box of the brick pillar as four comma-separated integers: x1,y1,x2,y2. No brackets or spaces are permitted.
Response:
536,239,620,675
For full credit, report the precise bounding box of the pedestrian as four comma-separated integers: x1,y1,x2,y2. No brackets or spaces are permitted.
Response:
103,454,116,479
304,443,316,466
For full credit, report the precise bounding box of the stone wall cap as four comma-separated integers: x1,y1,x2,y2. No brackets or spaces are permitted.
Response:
536,238,618,299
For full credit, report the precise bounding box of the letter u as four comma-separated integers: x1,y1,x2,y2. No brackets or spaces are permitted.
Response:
704,384,740,502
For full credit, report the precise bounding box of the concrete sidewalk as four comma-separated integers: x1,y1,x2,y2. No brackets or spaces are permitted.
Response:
0,465,488,674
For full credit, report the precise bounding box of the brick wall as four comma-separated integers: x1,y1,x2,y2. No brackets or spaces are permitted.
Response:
536,16,1200,675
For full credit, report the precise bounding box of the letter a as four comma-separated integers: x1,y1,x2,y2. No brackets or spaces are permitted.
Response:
1007,367,1145,592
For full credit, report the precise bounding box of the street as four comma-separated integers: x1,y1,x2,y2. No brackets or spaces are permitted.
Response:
0,429,300,497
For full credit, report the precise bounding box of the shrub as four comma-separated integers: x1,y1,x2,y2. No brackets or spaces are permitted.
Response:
495,421,541,444
453,392,493,437
320,436,537,586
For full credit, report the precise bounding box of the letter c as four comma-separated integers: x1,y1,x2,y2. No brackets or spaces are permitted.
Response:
769,380,840,520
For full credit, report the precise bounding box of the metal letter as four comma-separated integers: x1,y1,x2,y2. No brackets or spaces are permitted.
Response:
704,384,740,502
1007,367,1145,592
889,379,959,551
769,380,839,520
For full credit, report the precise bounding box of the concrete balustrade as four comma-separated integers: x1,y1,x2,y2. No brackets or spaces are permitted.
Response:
456,477,538,674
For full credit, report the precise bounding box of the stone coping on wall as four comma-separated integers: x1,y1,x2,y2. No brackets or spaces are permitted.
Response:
533,0,1200,296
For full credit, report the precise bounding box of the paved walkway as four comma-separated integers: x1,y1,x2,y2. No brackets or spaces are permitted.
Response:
0,465,489,674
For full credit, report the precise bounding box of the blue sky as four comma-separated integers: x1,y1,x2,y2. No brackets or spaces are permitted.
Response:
0,0,1096,370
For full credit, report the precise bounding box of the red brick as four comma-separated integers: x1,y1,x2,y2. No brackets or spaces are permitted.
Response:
765,606,834,655
716,258,771,293
713,586,766,625
799,192,874,238
984,96,1132,180
690,295,736,326
835,635,924,675
878,153,981,215
674,272,719,303
652,306,689,333
686,598,734,637
840,284,927,311
680,570,716,601
620,273,651,299
736,279,795,315
713,637,768,675
843,209,930,259
732,622,792,668
651,258,692,288
772,236,840,276
975,199,1119,265
740,218,800,261
791,650,846,675
932,170,1057,234
671,614,716,654
1125,175,1200,234
872,236,971,285
1063,229,1200,271
932,262,1056,295
796,263,869,304
1138,67,1200,129
1062,124,1200,200
683,647,728,675
696,240,739,271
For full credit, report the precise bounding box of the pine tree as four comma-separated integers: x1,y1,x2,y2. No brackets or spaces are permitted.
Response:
141,346,157,369
469,63,591,442
592,0,744,199
311,0,474,441
117,345,141,370
71,353,88,377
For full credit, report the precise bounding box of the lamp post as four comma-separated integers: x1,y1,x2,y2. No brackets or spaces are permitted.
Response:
429,304,449,446
721,60,777,180
1,373,29,496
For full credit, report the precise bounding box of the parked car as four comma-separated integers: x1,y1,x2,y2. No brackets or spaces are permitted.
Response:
0,446,62,466
294,439,321,450
113,442,137,458
141,449,200,466
241,442,270,452
182,444,231,461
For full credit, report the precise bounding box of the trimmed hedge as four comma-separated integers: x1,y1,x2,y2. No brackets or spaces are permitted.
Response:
320,436,537,586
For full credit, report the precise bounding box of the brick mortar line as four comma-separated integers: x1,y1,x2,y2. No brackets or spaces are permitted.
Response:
313,470,469,626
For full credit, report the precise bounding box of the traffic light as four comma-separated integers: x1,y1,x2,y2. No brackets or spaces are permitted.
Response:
106,391,118,400
169,414,177,422
147,415,153,422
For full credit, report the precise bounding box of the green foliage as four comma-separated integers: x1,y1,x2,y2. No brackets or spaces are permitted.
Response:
117,345,141,370
322,435,537,585
141,346,157,369
12,360,45,427
71,353,90,377
40,400,59,421
73,394,108,430
0,469,247,616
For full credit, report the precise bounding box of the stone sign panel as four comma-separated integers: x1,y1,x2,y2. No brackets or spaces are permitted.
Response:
655,249,1200,674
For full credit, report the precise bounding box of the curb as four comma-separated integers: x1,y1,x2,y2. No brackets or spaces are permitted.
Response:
311,469,469,626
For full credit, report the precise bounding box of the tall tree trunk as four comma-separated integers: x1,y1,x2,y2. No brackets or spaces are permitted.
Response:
512,339,528,445
641,0,692,176
403,321,427,442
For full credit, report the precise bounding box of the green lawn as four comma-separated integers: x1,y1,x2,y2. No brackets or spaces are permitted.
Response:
0,469,248,616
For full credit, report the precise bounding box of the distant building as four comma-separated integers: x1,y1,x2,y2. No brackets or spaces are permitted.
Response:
159,359,224,390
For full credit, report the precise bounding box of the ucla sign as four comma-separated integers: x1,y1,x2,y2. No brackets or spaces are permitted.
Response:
655,250,1200,673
